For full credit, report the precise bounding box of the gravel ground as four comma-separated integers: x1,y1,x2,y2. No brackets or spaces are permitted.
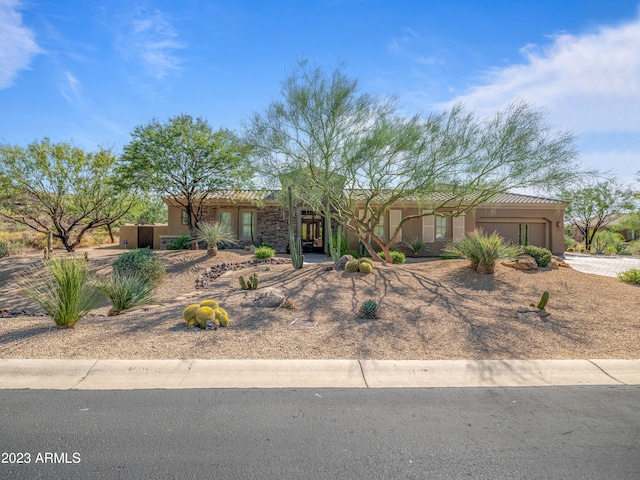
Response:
1,246,639,360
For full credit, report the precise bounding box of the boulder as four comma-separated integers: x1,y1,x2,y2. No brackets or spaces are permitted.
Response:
334,254,354,271
548,258,559,270
242,287,286,308
503,254,538,270
553,256,572,268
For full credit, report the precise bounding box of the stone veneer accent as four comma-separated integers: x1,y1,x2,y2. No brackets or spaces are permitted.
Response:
257,205,290,252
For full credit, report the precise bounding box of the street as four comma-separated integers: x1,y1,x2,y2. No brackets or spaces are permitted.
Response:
1,386,639,479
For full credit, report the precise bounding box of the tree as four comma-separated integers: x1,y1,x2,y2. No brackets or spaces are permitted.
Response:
245,60,581,261
118,114,254,233
0,139,137,252
561,179,637,250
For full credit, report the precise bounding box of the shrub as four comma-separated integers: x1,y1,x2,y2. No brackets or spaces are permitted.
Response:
95,272,156,314
166,235,193,250
0,240,8,258
523,245,553,267
17,256,104,327
254,246,275,259
618,268,640,285
377,251,407,264
113,248,165,285
564,235,579,252
260,242,274,249
444,229,520,273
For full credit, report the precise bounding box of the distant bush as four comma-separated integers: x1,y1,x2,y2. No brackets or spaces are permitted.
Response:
523,245,553,267
618,268,640,285
254,246,275,259
166,235,193,250
378,251,406,264
0,240,8,258
113,248,165,284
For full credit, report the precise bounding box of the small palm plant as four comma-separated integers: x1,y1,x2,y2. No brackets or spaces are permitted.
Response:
193,221,237,256
445,229,520,274
17,256,104,327
95,272,156,315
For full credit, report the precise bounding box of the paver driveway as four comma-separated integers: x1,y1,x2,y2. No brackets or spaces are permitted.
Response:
563,253,640,278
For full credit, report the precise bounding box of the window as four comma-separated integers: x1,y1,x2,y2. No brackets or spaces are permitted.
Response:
241,211,254,239
374,215,385,241
219,211,232,228
435,216,448,240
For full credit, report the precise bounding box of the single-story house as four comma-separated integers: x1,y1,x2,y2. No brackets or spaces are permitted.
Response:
152,190,567,255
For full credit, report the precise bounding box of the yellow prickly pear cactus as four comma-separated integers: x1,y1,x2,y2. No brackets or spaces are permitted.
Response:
195,306,216,329
215,307,229,327
182,304,200,327
199,299,219,309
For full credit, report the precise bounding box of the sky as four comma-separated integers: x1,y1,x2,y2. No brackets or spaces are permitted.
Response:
1,0,639,187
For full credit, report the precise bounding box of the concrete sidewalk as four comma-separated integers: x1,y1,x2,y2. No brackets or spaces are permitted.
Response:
1,359,638,389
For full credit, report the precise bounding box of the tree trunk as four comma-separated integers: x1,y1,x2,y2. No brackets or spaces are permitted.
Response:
107,224,115,243
207,245,218,257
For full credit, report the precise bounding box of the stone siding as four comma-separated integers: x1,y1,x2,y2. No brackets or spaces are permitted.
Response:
257,205,290,252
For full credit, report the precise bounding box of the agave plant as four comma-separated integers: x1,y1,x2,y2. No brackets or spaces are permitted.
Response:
193,221,237,256
397,236,426,257
17,256,104,327
445,229,520,274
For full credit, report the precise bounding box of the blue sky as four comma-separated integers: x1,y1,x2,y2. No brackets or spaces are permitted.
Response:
1,0,639,186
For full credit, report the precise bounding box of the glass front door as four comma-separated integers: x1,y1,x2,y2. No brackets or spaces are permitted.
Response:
300,211,324,253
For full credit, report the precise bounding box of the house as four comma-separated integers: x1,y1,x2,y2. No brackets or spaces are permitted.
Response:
154,190,567,255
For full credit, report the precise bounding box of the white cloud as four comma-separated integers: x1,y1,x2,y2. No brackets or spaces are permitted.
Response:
0,0,40,89
117,7,186,79
59,70,82,105
438,14,640,135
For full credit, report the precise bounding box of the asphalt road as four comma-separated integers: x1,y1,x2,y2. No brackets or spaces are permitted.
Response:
1,387,639,479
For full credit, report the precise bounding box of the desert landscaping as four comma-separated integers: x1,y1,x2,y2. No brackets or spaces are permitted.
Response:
0,246,638,361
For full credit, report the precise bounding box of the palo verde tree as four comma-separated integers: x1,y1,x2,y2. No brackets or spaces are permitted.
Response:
0,139,137,252
118,114,254,233
560,178,636,250
245,60,581,261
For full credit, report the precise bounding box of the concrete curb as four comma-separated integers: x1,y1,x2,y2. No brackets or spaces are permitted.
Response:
1,359,639,390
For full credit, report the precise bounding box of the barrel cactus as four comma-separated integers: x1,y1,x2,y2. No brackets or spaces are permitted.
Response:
345,259,360,273
215,307,229,327
199,299,219,309
359,262,373,274
182,304,200,327
195,306,216,329
358,257,374,268
359,299,378,319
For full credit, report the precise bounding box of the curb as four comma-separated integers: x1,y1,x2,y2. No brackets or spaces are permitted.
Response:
0,359,639,390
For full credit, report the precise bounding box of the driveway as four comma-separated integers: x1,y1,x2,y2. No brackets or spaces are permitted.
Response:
562,253,640,278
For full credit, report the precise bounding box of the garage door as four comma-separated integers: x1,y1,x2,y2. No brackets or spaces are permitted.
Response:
475,221,547,248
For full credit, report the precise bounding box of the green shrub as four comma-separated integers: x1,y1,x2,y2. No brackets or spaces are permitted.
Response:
523,245,553,267
626,240,640,255
0,240,8,258
17,256,104,327
377,251,407,264
260,242,274,249
564,235,579,252
254,246,275,259
618,268,640,285
444,229,520,273
166,235,192,250
95,272,156,314
113,248,165,284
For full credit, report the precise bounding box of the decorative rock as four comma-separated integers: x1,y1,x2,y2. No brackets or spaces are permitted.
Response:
553,256,572,268
195,257,291,288
334,254,354,271
516,312,541,322
503,254,538,270
548,258,559,270
249,245,257,253
242,287,286,308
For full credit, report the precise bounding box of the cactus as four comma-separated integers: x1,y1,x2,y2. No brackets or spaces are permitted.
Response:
359,262,373,274
359,299,378,319
182,304,200,327
195,306,216,329
345,259,360,273
288,186,304,269
536,291,549,310
215,308,229,327
199,299,219,310
239,273,259,290
358,257,374,268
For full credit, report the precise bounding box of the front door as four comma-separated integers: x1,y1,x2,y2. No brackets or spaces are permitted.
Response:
300,211,324,253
